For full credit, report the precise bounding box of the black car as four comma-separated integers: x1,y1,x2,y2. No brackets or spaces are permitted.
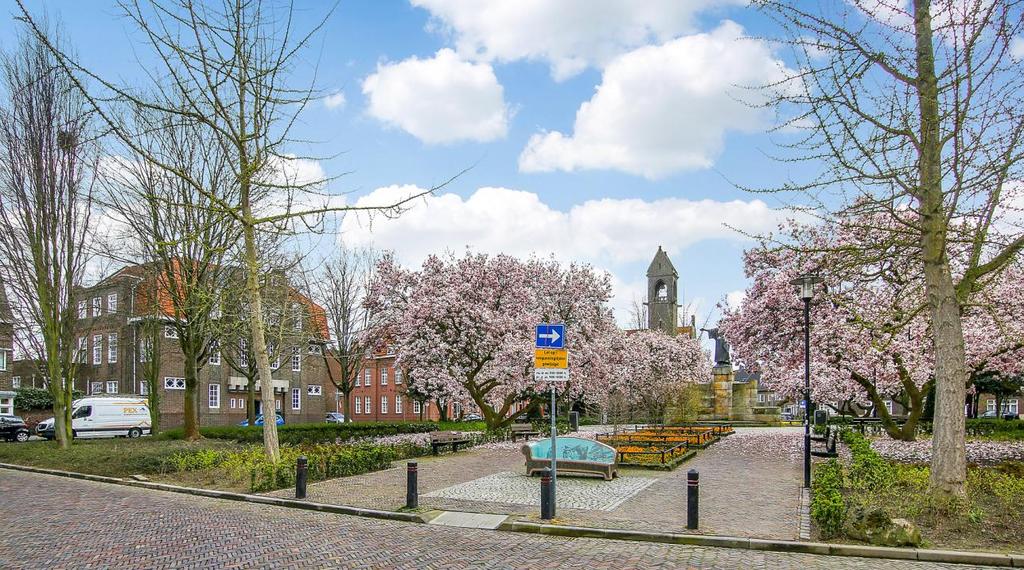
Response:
0,415,30,442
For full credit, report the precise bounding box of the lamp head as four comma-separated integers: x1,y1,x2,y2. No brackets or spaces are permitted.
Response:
789,274,823,301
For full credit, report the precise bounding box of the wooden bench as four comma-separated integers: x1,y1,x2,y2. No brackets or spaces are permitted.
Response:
510,422,541,442
429,430,471,455
522,437,618,481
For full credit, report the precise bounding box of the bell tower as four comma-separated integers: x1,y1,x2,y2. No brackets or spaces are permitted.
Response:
646,246,678,335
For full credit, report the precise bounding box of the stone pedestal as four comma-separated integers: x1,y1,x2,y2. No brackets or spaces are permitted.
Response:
712,364,733,420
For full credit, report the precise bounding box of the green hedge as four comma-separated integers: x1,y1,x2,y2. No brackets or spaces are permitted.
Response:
14,387,85,411
811,458,846,538
158,421,438,444
917,419,1024,439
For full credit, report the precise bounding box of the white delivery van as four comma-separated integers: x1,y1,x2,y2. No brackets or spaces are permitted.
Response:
36,397,151,439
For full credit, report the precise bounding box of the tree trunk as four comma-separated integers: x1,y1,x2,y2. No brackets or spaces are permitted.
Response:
342,389,351,422
148,382,161,436
182,354,200,440
246,376,256,425
435,400,449,422
913,0,967,497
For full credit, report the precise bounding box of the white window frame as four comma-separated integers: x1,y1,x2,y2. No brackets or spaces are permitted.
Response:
395,395,403,414
291,347,301,371
413,400,421,415
0,349,7,372
164,325,178,339
108,333,118,364
78,337,88,363
884,400,894,414
292,388,301,410
90,381,103,395
355,396,363,414
11,376,20,389
140,380,149,396
380,395,388,415
986,399,997,413
364,369,371,385
209,384,220,409
364,396,371,415
208,347,220,365
1006,399,1019,415
164,377,186,390
453,402,462,417
757,393,766,404
229,397,236,409
92,297,101,317
308,343,322,355
239,339,249,367
395,369,402,385
107,293,118,313
381,369,388,386
275,399,281,411
307,384,322,396
78,300,87,320
93,335,103,365
106,380,118,394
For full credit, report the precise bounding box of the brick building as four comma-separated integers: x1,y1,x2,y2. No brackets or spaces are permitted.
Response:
346,351,448,422
0,282,14,415
72,263,337,428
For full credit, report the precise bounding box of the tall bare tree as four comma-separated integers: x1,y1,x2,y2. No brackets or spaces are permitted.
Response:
102,109,240,440
755,0,1024,495
307,247,377,423
0,27,95,449
17,0,452,461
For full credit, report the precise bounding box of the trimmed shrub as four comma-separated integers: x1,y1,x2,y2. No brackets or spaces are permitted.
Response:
14,387,84,411
157,421,438,444
811,458,846,538
918,419,1024,439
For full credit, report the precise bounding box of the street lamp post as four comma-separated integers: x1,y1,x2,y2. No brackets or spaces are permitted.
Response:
790,273,822,489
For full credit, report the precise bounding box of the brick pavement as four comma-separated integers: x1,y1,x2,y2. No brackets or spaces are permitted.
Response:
274,427,805,539
0,469,1000,569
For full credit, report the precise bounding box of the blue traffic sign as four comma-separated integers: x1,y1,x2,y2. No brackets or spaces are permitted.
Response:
536,324,565,349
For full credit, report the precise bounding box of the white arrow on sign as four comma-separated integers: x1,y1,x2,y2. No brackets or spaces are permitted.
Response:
538,330,561,344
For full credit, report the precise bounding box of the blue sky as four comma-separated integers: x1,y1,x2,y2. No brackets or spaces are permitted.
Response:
2,1,819,327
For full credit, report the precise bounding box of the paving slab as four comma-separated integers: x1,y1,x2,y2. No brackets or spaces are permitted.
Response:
426,510,509,529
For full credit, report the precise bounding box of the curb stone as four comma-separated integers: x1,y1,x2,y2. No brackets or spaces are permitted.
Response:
2,462,1020,567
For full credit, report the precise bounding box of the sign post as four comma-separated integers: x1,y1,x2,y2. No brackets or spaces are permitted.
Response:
535,323,566,518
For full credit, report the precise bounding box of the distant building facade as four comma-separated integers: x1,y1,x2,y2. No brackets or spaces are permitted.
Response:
346,351,448,422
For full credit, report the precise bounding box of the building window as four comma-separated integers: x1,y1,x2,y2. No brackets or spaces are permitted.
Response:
1006,399,1019,415
884,400,894,414
453,402,462,417
140,380,149,396
308,343,322,355
239,339,249,367
107,381,118,394
11,376,20,389
164,325,178,339
380,395,388,414
108,333,118,364
355,396,362,414
78,337,88,363
208,345,220,366
395,369,402,385
757,393,766,404
275,399,281,411
93,335,103,365
139,337,152,362
364,396,371,414
381,369,388,385
107,293,118,313
270,346,280,370
90,381,103,395
292,388,301,410
413,400,421,415
164,377,186,390
0,350,7,372
395,395,403,414
209,384,220,408
307,384,322,396
291,347,301,371
364,369,371,385
293,304,303,331
78,301,87,320
229,397,236,409
92,297,101,317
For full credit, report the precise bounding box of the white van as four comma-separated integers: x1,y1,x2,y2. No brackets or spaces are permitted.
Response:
36,397,151,439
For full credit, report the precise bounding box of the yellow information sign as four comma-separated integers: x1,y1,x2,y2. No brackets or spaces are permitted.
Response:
534,348,568,369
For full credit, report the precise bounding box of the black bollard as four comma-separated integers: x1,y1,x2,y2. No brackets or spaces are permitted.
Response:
295,456,308,500
406,461,418,509
686,469,699,530
540,468,553,520
569,411,579,432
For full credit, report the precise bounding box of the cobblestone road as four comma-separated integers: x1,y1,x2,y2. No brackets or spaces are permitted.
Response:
0,469,999,569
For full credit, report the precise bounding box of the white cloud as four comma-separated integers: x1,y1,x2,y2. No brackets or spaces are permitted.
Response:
362,48,509,144
411,0,740,80
324,91,346,110
725,289,746,310
1012,37,1024,60
340,185,787,323
518,22,795,179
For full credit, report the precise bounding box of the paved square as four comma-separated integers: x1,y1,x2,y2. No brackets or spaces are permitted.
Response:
423,471,657,511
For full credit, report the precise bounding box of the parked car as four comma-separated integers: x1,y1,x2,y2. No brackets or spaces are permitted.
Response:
0,415,30,443
36,397,151,440
238,413,284,427
325,412,345,424
979,410,1000,419
781,412,795,421
464,413,482,421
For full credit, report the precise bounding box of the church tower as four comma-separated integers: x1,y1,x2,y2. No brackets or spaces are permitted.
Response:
646,246,679,335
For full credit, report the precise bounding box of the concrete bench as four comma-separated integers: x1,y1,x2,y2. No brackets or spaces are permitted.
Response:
430,430,471,455
510,422,541,442
521,437,618,481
